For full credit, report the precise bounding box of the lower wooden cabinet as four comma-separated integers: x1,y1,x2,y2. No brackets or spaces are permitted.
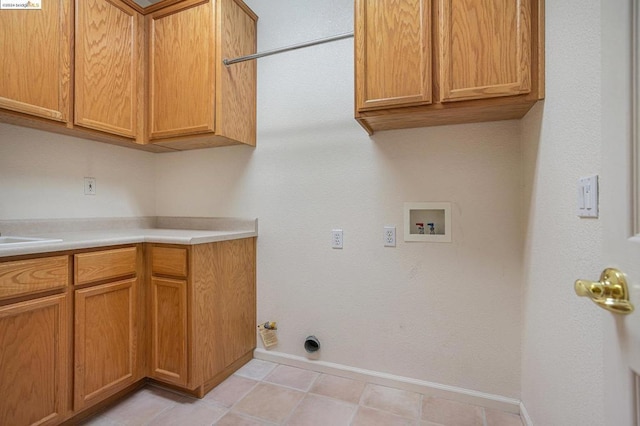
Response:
74,278,139,410
0,238,256,424
149,238,257,396
0,294,69,426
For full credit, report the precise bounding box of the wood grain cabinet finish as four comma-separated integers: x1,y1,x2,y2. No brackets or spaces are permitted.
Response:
355,0,432,111
0,255,69,301
437,0,531,102
0,0,257,153
75,246,137,285
355,0,545,133
147,0,257,150
75,0,144,140
150,276,189,387
149,238,256,396
0,239,256,423
73,245,144,413
0,294,69,426
0,1,72,122
74,278,139,410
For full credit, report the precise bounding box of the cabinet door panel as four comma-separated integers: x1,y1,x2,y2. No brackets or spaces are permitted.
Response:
355,0,432,111
438,0,531,102
151,277,188,387
0,1,71,121
0,294,68,426
74,278,137,410
148,1,215,140
75,0,143,138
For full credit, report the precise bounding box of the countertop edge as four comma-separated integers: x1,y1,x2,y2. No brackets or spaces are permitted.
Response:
0,229,258,258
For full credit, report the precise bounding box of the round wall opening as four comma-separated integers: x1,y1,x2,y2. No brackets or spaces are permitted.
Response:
304,335,320,353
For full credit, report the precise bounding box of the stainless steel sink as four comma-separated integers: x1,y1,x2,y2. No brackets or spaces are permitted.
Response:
0,236,62,245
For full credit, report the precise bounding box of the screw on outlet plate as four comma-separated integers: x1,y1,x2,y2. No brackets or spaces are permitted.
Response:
384,226,396,247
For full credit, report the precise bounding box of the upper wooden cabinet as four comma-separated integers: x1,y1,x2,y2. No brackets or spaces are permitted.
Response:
0,0,257,152
0,1,72,123
75,0,144,140
147,0,257,150
355,0,544,134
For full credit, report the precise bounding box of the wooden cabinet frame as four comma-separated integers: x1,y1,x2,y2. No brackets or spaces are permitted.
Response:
0,0,257,153
355,0,545,134
0,238,256,424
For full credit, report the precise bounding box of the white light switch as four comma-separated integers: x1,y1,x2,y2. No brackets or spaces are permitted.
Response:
577,175,598,218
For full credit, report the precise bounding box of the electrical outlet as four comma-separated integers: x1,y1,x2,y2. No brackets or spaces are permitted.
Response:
84,177,96,195
384,226,396,247
331,229,343,249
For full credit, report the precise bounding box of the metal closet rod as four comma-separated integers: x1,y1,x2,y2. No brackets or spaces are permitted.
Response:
223,32,354,66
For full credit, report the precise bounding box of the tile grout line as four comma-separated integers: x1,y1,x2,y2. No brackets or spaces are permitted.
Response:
84,359,525,425
213,374,262,423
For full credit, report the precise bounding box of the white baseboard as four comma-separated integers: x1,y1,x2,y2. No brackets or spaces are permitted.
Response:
520,401,533,426
254,348,522,415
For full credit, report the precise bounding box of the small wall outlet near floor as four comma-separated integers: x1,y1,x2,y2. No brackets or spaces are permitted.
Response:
384,226,396,247
84,177,96,195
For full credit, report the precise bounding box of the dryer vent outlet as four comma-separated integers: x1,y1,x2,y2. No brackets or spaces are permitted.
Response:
304,336,320,353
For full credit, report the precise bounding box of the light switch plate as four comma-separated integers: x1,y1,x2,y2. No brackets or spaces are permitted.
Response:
577,175,598,218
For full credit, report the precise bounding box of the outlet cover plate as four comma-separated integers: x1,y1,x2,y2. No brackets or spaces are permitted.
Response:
332,229,343,249
84,177,96,195
384,226,396,247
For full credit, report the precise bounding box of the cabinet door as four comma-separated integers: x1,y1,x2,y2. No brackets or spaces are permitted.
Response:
0,1,71,122
147,1,215,140
355,0,432,111
74,278,137,410
437,0,531,102
0,294,69,426
150,277,188,387
75,0,143,138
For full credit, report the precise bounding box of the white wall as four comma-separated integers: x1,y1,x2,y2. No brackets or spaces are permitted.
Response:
0,124,156,220
155,0,524,398
520,1,605,425
0,1,610,416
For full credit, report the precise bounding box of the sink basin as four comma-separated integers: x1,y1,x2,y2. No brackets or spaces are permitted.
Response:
0,236,62,245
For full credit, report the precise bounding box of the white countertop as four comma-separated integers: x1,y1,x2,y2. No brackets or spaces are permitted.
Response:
0,217,257,257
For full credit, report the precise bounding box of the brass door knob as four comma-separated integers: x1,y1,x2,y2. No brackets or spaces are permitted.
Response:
575,268,634,315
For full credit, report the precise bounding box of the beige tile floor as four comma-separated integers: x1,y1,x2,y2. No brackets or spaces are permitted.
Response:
81,359,524,426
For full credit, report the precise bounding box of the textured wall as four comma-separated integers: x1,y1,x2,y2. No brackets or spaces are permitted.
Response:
520,0,605,424
155,0,524,398
0,124,156,220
